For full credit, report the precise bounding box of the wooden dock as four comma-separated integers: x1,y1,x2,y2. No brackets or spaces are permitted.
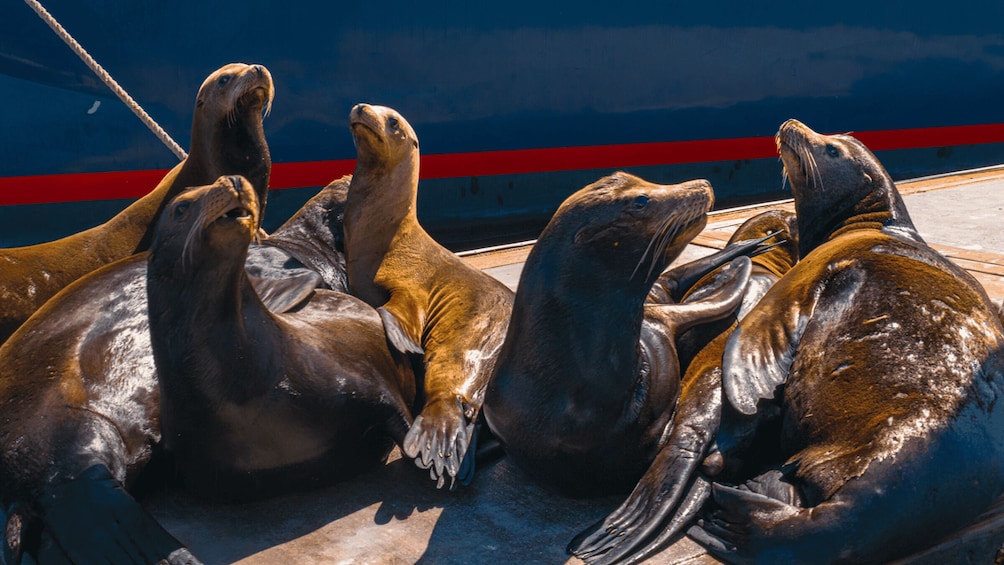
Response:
146,167,1004,564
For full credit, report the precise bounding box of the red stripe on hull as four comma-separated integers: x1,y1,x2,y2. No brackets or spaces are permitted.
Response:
3,123,1004,207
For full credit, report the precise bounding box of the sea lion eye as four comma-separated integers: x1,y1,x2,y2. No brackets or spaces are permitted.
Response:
632,195,649,210
217,75,231,87
173,201,191,220
387,116,400,131
826,144,840,157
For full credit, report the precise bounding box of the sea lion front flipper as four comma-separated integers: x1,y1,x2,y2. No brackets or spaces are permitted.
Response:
402,396,472,489
720,271,812,417
35,464,200,565
376,306,424,355
248,270,321,313
644,257,751,337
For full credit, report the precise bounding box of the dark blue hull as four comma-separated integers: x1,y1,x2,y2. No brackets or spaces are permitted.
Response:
3,1,1004,248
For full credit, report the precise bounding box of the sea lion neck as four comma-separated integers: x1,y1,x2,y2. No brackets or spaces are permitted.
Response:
148,245,280,402
344,142,422,303
508,241,648,399
795,171,917,256
187,112,272,212
346,143,419,222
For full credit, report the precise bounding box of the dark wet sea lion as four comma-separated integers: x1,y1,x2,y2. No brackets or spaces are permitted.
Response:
570,210,799,564
247,175,351,296
0,178,361,565
0,62,273,344
345,104,514,488
147,176,414,500
689,120,1004,563
257,175,350,292
672,210,799,369
646,211,794,308
483,172,752,497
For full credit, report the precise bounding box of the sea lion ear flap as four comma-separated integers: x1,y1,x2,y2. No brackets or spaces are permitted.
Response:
863,173,873,187
574,224,616,245
249,271,321,314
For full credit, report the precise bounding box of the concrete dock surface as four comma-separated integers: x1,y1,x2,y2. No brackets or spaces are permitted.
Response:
146,167,1004,564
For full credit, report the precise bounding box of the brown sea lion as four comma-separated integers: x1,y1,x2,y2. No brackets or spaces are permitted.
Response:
0,178,361,565
147,176,414,500
345,104,514,488
0,62,274,344
634,120,1003,563
569,210,798,564
482,172,752,497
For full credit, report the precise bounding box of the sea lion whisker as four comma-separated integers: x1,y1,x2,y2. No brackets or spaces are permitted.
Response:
800,144,821,192
647,221,681,281
181,201,215,271
632,212,677,280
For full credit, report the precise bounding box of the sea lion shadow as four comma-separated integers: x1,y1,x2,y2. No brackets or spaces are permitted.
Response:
143,449,445,564
414,456,621,564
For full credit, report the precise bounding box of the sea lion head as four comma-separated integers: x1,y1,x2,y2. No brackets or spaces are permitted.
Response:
349,104,419,172
543,172,713,294
730,209,799,276
776,119,914,258
152,176,260,275
196,62,274,124
188,63,273,219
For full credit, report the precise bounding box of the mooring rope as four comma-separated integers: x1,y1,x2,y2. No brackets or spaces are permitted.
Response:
23,0,188,160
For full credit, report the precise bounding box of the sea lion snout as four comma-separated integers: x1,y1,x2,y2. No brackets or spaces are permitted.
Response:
776,118,812,152
676,178,715,209
350,103,375,124
226,175,244,192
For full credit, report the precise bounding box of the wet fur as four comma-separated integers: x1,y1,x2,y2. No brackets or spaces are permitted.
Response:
484,172,751,496
0,63,273,345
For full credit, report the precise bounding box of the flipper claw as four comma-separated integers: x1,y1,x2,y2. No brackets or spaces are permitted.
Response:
403,398,475,489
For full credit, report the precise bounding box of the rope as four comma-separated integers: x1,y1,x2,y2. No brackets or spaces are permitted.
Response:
23,0,188,160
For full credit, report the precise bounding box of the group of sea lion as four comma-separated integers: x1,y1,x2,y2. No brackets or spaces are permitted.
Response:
0,62,1001,565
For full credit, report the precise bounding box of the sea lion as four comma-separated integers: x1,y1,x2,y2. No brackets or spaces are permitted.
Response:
645,212,794,308
672,210,799,369
482,171,752,497
641,120,1003,563
0,62,274,344
256,175,350,292
0,179,362,565
345,104,514,488
147,175,414,500
247,175,351,295
569,210,798,564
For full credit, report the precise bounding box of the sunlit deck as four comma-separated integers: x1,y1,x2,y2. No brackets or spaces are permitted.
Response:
148,166,1004,564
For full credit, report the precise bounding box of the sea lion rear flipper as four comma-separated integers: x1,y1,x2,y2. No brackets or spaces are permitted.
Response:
644,257,751,337
377,306,424,355
569,342,725,564
689,482,804,562
656,232,778,301
36,464,201,565
248,270,321,313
